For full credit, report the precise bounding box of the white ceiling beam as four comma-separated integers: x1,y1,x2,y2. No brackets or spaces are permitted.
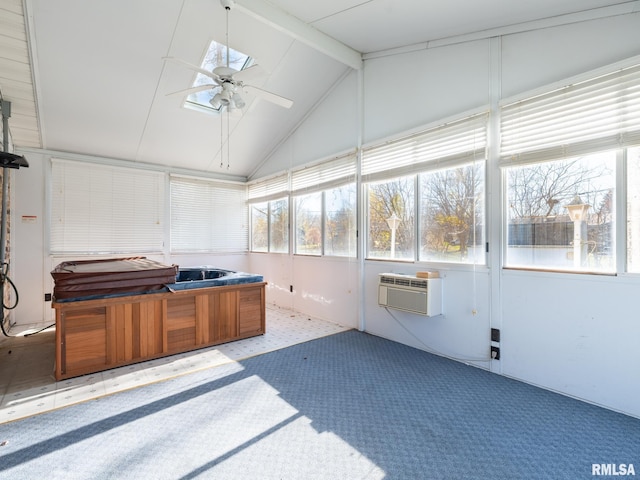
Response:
233,0,363,70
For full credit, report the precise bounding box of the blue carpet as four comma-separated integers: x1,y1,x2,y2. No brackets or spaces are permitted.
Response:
0,330,638,479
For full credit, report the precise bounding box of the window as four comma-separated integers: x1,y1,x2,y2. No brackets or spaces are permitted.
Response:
500,62,640,273
294,184,357,257
250,202,268,252
419,163,485,263
367,176,415,261
248,198,289,253
270,198,289,253
185,40,252,114
50,159,165,255
505,152,615,272
363,112,487,263
295,192,322,255
324,183,357,257
248,174,289,254
170,176,247,253
290,153,357,257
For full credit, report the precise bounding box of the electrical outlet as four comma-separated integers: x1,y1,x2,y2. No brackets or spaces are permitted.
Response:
491,328,500,342
491,346,500,360
44,293,52,302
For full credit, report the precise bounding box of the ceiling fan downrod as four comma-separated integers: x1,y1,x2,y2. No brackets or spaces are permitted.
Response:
220,0,234,69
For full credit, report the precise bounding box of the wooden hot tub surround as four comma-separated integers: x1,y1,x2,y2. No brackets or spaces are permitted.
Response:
53,281,266,380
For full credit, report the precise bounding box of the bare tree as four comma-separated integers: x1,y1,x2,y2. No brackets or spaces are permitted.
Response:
368,177,415,257
507,158,610,219
506,154,615,263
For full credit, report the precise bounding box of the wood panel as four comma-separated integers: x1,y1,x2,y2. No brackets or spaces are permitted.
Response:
137,300,163,357
60,306,107,378
239,287,265,336
208,290,238,342
166,296,197,352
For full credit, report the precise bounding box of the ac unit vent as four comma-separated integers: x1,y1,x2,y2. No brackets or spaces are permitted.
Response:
379,274,429,290
378,273,442,316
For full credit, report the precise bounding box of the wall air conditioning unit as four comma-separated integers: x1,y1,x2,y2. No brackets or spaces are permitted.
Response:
378,273,442,317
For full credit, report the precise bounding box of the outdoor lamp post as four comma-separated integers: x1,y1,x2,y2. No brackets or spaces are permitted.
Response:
565,195,590,268
386,213,401,259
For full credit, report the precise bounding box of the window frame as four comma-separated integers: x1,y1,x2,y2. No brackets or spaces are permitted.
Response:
502,151,617,274
362,112,488,264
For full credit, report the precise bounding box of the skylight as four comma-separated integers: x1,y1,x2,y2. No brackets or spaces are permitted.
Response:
185,40,252,113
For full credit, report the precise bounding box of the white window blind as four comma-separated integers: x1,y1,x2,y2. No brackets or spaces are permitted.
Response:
500,63,640,165
50,159,165,254
362,112,488,182
290,152,357,195
170,176,248,253
247,173,289,203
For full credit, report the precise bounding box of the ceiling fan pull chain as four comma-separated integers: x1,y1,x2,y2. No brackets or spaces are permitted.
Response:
220,112,224,169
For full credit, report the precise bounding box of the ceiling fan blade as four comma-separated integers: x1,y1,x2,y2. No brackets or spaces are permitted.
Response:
232,64,265,83
243,85,293,109
163,56,222,83
166,84,218,97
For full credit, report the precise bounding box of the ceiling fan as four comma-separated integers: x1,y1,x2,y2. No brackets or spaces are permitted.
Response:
165,0,293,112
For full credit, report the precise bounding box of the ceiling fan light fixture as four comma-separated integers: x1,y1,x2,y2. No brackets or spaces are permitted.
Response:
232,93,245,109
219,89,232,106
209,93,222,109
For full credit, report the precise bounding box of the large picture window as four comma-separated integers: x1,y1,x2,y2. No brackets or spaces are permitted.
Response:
505,152,615,272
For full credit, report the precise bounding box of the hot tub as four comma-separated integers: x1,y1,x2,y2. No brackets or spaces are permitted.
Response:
52,260,264,302
170,267,264,291
51,259,266,380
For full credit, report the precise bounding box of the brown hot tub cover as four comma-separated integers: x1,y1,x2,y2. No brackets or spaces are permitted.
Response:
51,257,178,300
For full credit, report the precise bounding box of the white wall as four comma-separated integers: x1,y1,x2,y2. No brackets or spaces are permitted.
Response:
252,12,640,419
363,40,490,144
248,253,359,329
11,151,47,327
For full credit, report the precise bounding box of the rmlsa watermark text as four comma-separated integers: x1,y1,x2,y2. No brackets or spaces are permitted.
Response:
592,464,635,476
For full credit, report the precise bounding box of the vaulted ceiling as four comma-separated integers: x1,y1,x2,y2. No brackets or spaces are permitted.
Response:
0,0,635,180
